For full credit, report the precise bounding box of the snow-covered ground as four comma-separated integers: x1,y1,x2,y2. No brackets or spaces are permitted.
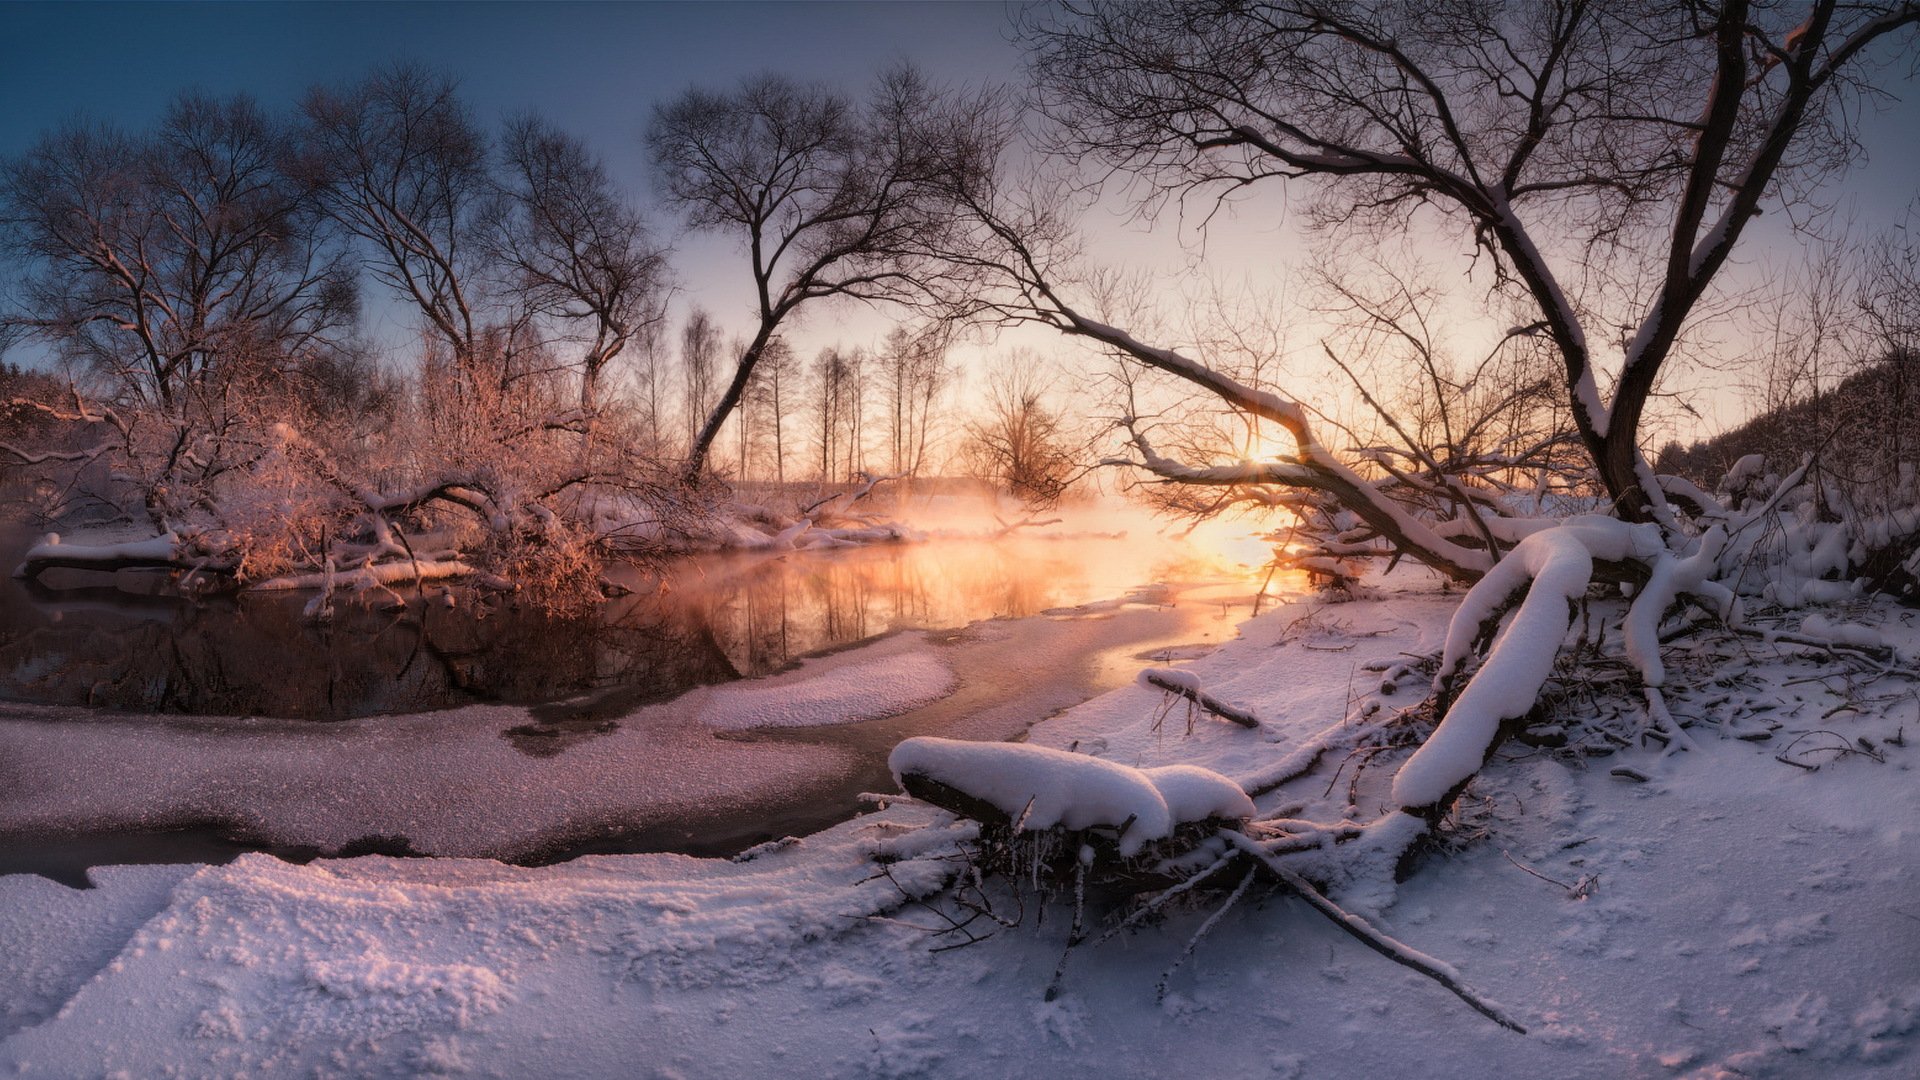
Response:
3,574,1917,1077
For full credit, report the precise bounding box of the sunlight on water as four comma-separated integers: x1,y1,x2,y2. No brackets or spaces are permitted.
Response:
0,511,1290,721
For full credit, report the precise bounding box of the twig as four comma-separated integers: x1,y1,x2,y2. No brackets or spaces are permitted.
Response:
1501,849,1597,899
1092,852,1238,947
1044,857,1089,1002
1157,866,1258,1001
1224,831,1528,1034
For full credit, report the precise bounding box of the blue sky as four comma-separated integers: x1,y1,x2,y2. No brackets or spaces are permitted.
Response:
0,1,1027,358
3,1,1917,435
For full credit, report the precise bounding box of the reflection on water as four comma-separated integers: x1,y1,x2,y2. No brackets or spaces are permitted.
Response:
0,531,1253,720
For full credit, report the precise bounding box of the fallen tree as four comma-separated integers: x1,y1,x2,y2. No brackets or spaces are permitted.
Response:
866,0,1920,1010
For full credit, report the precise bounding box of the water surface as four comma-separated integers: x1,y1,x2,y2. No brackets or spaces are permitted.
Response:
1,531,1242,719
0,527,1284,885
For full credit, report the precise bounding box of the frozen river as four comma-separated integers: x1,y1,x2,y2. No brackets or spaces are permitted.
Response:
0,528,1283,885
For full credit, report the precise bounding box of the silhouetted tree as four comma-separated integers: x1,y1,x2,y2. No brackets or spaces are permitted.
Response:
2,93,353,409
648,67,992,483
488,115,669,438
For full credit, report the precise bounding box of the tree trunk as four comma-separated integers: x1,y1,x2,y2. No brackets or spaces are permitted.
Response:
683,327,772,485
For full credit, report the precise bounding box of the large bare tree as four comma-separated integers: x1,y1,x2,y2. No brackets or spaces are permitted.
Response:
2,93,352,411
1017,0,1920,527
488,115,669,432
299,64,495,392
647,67,988,483
926,0,1919,582
1,93,356,531
884,0,1920,894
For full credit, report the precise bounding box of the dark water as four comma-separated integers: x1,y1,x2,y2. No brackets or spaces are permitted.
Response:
0,531,1231,720
0,527,1276,886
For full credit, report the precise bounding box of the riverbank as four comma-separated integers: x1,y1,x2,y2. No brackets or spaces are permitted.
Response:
3,573,1917,1077
0,579,1245,881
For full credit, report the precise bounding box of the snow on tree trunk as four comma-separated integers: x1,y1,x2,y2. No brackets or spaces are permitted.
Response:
1393,517,1664,810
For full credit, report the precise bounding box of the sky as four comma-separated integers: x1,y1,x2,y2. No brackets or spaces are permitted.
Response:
3,0,1918,440
0,1,1035,369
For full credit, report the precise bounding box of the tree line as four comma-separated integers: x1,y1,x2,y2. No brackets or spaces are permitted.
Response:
3,1,1917,614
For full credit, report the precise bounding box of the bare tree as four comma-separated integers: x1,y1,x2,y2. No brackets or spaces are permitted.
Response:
840,344,867,480
300,64,495,394
647,67,989,483
729,333,766,479
880,324,952,478
1,93,357,531
629,315,672,457
962,357,1081,506
680,306,719,452
759,335,797,485
1,94,352,411
920,0,1920,582
488,115,669,440
1015,0,1920,527
811,345,851,482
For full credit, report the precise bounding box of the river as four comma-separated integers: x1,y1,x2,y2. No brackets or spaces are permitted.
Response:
0,524,1288,885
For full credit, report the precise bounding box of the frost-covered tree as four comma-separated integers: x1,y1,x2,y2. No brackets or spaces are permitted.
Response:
890,0,1920,974
962,359,1080,506
0,93,357,530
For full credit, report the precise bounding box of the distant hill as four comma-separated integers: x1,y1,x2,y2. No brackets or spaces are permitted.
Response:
1655,350,1919,495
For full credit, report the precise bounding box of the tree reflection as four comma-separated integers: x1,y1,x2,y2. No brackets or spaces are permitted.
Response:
0,536,1200,719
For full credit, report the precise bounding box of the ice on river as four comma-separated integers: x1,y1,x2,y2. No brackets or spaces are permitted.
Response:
4,576,1919,1078
697,634,957,730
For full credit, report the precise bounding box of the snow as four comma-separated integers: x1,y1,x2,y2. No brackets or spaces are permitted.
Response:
1398,525,1597,808
253,557,476,592
1799,613,1892,651
1137,666,1200,693
3,571,1919,1077
1622,526,1729,686
700,635,957,730
1139,765,1257,828
889,737,1169,840
891,737,1253,856
9,532,180,577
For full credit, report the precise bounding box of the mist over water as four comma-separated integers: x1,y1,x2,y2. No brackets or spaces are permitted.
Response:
0,507,1291,882
0,504,1273,720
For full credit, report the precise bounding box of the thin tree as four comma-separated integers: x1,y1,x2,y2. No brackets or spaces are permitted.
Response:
812,346,849,482
760,335,796,485
680,307,719,454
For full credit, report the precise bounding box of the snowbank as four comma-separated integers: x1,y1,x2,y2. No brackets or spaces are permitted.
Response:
4,574,1919,1078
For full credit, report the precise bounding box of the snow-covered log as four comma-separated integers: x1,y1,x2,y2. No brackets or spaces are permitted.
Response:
250,559,478,593
1390,520,1661,810
889,737,1253,857
1139,669,1261,728
11,533,200,579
